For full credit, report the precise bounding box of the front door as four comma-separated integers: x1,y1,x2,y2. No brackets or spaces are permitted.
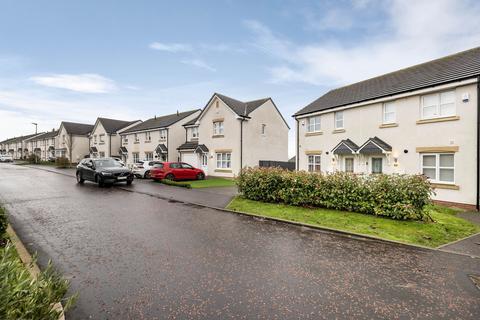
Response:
371,157,383,174
201,154,208,176
181,152,199,168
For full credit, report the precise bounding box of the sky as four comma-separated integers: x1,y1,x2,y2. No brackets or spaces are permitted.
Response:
1,0,480,156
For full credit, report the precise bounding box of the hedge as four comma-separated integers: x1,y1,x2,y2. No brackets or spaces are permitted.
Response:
237,167,434,221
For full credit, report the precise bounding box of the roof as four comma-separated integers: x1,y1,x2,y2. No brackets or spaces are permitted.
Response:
215,93,270,116
5,133,41,144
155,144,168,154
295,46,480,116
358,137,392,154
61,121,94,135
26,130,59,141
97,118,140,134
177,141,199,150
183,116,199,127
122,110,200,134
332,139,360,155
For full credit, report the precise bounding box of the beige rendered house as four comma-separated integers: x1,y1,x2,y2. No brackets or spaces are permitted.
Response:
177,93,289,177
120,110,201,165
2,133,40,159
294,47,480,209
88,118,141,158
24,129,58,161
55,121,94,163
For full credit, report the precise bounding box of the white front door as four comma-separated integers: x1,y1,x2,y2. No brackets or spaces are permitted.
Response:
181,152,199,168
200,153,208,176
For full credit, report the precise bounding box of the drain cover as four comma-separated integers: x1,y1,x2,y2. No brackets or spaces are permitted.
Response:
469,275,480,290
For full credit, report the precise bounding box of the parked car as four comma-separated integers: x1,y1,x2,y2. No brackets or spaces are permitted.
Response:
112,157,125,166
132,160,160,179
76,158,134,187
150,162,205,181
0,154,13,163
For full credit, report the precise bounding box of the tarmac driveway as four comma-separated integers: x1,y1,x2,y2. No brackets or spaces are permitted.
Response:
0,164,479,319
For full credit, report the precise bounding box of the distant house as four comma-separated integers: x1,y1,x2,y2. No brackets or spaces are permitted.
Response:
1,133,41,159
25,129,58,161
293,47,480,209
177,93,289,177
120,110,201,164
88,118,141,158
56,121,94,163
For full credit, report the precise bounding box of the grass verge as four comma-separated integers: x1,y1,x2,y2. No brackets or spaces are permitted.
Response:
227,196,480,248
189,177,236,188
154,179,192,188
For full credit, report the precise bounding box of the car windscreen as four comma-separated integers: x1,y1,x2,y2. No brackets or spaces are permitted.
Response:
94,159,123,168
152,163,164,168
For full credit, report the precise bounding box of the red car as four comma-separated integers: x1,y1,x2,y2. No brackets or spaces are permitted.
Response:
150,162,205,181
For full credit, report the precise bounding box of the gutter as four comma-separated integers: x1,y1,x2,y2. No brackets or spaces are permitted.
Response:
240,118,244,171
109,134,112,157
296,118,299,170
477,76,480,210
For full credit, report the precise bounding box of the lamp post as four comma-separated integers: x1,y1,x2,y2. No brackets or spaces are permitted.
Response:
32,122,38,134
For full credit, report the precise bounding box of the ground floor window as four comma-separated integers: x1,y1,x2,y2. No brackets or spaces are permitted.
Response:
202,154,208,166
344,157,354,173
216,153,231,168
371,157,383,174
132,152,139,163
308,155,321,172
421,153,454,183
145,152,153,161
99,151,105,158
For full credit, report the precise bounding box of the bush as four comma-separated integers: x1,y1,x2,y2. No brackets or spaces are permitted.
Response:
55,157,70,168
237,167,433,221
0,207,7,243
0,243,76,320
27,154,41,164
156,179,192,189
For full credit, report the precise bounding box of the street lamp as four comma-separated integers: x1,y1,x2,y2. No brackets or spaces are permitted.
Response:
32,122,38,134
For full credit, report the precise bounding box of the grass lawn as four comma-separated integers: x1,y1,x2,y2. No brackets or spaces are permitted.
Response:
189,177,236,189
227,196,480,248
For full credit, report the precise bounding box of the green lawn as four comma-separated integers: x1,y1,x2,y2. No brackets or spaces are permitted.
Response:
189,177,236,188
227,197,480,248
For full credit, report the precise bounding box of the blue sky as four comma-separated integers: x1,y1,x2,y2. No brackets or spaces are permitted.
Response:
1,0,480,156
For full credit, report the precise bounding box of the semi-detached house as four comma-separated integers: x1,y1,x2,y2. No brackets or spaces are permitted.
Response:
88,118,141,158
178,93,289,177
293,47,480,209
56,121,94,163
1,133,40,159
25,129,58,161
120,110,201,165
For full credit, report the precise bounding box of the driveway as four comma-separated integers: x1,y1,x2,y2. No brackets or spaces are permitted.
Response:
0,164,479,319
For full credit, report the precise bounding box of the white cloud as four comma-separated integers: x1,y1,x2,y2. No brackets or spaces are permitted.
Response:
30,73,117,93
149,42,192,52
246,0,480,86
180,59,216,72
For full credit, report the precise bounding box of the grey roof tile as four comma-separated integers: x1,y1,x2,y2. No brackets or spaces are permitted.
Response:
123,110,200,133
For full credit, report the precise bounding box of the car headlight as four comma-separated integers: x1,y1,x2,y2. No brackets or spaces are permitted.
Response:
101,172,113,176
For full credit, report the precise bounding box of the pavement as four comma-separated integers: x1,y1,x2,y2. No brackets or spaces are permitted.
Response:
0,163,479,319
440,212,480,257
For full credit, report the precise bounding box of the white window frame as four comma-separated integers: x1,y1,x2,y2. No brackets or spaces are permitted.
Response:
307,155,321,172
191,127,199,139
134,133,139,143
421,153,455,184
344,157,354,173
99,151,105,158
201,154,208,166
122,136,128,144
145,152,153,161
383,102,396,124
307,116,321,133
132,152,139,163
94,135,97,144
334,111,344,129
216,152,231,169
213,121,224,135
159,129,167,141
421,90,456,120
371,157,383,174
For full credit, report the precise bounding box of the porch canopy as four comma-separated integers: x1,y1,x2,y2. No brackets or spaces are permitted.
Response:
119,146,128,154
90,146,98,153
177,141,198,151
48,146,55,151
194,144,209,154
155,144,168,154
357,136,392,154
332,139,359,155
34,147,41,152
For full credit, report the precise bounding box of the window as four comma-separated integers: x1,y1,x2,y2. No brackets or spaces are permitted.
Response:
181,163,193,169
201,154,208,166
134,133,139,143
216,153,231,168
145,152,153,161
145,131,151,142
383,102,396,124
159,129,167,141
132,153,139,163
261,124,267,135
371,158,383,174
345,158,354,173
307,116,321,132
122,136,128,144
170,163,181,169
99,134,105,143
99,151,105,158
421,153,454,183
94,135,97,144
213,121,224,135
307,155,321,172
421,90,455,119
334,111,344,129
190,127,199,139
62,135,66,144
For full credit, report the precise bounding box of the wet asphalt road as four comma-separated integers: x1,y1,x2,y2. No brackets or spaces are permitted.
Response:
0,164,479,319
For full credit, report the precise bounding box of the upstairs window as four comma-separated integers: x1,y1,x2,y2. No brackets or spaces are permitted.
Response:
383,102,396,124
421,90,455,119
94,135,97,144
145,131,151,141
134,133,139,143
213,121,224,135
307,116,320,132
191,127,199,139
159,129,167,141
334,111,344,129
99,134,105,143
261,124,266,135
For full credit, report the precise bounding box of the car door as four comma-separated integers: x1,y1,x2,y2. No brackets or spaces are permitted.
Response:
181,162,196,179
169,163,185,179
83,159,95,181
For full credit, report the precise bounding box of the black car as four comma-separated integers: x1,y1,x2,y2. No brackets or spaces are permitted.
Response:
76,158,134,187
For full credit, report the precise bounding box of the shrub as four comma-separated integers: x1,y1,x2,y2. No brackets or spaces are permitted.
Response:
237,167,433,221
27,154,41,164
155,179,192,189
0,243,76,320
0,207,7,243
55,157,70,168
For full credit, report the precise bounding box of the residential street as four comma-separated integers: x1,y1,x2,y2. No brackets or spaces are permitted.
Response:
0,164,479,319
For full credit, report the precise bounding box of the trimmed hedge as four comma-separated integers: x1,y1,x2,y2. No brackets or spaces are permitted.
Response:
55,157,70,168
237,167,434,221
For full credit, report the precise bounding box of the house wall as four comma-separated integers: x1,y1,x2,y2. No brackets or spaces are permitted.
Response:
242,100,289,167
90,122,110,158
296,81,478,205
56,125,89,163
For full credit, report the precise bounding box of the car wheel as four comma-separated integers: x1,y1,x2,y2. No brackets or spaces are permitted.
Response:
97,176,104,188
196,172,205,180
144,170,151,179
126,179,133,186
165,173,175,181
76,172,85,184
